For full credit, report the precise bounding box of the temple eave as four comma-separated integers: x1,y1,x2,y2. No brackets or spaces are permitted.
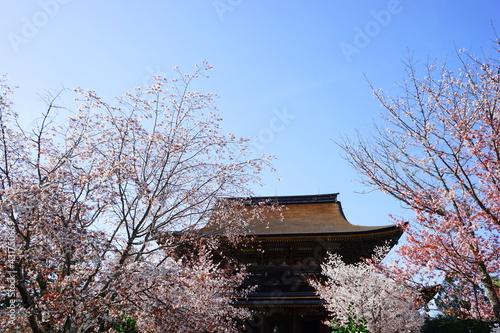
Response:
233,292,326,308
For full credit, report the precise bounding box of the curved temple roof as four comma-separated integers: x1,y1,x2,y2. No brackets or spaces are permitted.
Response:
229,193,399,236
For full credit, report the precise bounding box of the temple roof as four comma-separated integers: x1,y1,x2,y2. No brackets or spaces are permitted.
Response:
235,193,398,236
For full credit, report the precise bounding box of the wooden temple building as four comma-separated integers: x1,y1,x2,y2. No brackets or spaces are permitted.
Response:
218,193,403,333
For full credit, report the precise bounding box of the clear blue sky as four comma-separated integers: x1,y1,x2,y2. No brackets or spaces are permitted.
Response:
1,1,498,227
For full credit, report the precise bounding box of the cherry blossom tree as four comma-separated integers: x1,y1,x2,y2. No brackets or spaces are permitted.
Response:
0,64,272,332
311,247,424,333
338,40,500,322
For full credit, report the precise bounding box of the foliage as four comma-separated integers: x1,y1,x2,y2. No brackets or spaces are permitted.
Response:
0,64,273,332
311,247,425,333
421,314,494,333
338,38,500,321
114,316,137,333
330,304,369,333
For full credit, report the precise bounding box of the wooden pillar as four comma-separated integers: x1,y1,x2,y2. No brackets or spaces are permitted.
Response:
292,312,300,333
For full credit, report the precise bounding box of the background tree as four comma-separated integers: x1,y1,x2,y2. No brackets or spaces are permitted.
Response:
421,315,495,333
418,277,497,333
338,39,500,322
310,247,424,333
0,64,272,332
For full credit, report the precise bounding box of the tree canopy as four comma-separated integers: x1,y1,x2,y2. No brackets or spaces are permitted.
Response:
338,39,500,322
311,247,424,333
0,64,272,332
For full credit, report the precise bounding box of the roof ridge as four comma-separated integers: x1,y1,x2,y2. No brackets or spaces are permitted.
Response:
223,193,340,205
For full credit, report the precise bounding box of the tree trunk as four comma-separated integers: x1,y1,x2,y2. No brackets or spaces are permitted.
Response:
478,261,500,321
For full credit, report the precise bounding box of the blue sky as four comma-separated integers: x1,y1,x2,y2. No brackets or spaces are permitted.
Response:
1,1,499,227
